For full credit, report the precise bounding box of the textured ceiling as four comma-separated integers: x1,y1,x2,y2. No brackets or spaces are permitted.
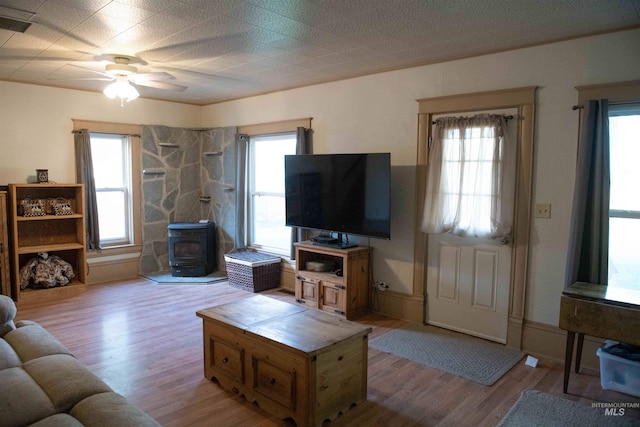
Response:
0,0,639,105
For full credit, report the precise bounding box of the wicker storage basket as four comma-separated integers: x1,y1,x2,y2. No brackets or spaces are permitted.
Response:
224,250,281,293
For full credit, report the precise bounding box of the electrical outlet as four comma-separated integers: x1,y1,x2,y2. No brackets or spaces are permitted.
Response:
535,203,551,219
375,281,389,291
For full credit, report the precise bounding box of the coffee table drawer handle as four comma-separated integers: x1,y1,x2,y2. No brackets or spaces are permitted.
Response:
270,378,276,385
222,357,229,364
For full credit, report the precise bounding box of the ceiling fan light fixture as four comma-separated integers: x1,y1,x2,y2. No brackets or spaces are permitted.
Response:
103,75,139,105
105,63,136,76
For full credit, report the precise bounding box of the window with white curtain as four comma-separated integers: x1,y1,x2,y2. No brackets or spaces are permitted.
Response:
247,133,296,254
89,132,133,246
421,114,515,241
608,103,640,288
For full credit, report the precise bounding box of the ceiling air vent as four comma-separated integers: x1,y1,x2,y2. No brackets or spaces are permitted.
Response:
0,6,35,33
0,16,31,32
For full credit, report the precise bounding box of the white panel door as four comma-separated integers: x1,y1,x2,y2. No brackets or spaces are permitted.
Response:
425,108,517,344
426,233,511,343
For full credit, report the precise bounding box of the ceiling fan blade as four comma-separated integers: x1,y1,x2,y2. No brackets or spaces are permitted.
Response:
133,80,187,92
131,71,176,81
154,65,246,83
67,64,113,79
50,77,113,81
137,33,249,62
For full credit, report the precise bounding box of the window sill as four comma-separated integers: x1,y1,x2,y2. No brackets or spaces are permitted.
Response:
87,244,143,260
247,245,291,260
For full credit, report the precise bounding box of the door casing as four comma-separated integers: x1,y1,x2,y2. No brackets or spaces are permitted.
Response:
414,87,537,349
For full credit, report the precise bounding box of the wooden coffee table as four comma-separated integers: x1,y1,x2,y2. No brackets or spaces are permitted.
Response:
196,294,372,427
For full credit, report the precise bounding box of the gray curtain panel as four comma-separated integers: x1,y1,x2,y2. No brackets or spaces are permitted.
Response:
235,134,248,250
74,129,101,250
565,99,610,286
290,127,313,259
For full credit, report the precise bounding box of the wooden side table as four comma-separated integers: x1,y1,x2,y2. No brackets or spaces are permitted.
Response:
196,295,372,427
559,282,640,393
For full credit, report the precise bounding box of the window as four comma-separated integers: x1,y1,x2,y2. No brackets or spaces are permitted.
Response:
608,103,640,288
422,114,515,240
247,133,297,254
441,124,500,235
90,133,133,247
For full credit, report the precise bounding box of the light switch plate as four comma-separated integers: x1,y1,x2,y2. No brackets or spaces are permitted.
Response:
535,203,551,219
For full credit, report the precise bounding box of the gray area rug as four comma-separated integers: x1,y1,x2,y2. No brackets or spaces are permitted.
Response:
368,322,525,385
497,389,639,426
143,271,227,284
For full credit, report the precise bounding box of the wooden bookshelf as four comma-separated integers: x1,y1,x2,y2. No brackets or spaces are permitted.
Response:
8,184,87,303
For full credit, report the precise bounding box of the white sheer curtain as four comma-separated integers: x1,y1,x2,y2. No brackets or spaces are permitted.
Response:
421,114,515,242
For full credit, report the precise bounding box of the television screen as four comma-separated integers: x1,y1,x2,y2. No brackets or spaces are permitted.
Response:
285,153,391,239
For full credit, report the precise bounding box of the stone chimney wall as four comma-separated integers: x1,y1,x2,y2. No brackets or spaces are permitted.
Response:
140,125,237,275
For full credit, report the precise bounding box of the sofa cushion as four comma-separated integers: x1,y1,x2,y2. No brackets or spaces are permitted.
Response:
0,367,57,427
4,323,73,363
28,414,84,427
23,354,112,413
0,295,16,337
0,339,21,370
0,318,160,427
70,392,161,427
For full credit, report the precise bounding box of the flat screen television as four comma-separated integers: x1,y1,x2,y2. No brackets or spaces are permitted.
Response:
284,153,391,242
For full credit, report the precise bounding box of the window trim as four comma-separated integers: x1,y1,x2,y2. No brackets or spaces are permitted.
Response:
90,132,133,247
576,80,640,105
238,118,311,136
236,118,312,257
607,102,640,286
72,119,142,252
575,83,640,251
246,132,297,256
608,102,640,223
416,86,537,347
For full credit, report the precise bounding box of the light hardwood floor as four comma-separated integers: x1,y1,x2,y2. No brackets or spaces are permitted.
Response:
15,278,640,426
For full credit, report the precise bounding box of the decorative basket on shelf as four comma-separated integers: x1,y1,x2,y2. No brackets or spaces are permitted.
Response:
20,198,46,217
51,197,73,216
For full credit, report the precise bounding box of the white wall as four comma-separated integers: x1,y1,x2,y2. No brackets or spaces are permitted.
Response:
0,82,201,184
202,28,640,326
1,29,637,327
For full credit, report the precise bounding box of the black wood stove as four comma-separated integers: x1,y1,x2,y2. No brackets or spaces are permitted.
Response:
168,222,217,277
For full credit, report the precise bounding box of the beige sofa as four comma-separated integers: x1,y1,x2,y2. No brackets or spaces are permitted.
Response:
0,295,160,427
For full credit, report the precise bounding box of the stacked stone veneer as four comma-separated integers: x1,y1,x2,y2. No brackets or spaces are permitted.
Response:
140,125,237,275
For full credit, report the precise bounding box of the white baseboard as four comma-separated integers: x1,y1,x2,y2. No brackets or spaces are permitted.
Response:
87,253,140,285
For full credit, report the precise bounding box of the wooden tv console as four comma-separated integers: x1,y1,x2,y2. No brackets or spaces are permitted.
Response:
196,295,372,427
294,241,371,320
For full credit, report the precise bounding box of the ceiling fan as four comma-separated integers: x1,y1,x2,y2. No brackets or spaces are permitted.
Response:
67,54,188,105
